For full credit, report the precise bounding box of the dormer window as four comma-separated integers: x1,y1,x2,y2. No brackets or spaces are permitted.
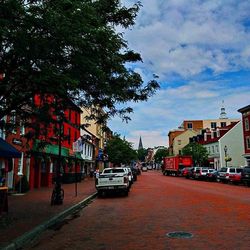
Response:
187,123,193,129
211,122,217,129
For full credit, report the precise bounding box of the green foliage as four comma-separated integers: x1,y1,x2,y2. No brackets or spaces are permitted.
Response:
106,134,137,165
182,142,208,166
154,147,169,163
0,0,159,126
137,148,147,161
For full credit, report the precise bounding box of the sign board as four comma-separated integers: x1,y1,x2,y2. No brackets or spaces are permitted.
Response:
73,138,82,152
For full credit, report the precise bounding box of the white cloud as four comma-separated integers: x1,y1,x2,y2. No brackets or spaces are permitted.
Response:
122,0,250,78
109,1,250,149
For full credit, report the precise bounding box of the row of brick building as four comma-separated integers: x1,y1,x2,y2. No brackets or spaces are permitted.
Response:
0,95,112,191
168,104,250,169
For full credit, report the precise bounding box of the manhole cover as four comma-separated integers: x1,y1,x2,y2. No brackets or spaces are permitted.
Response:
166,231,193,239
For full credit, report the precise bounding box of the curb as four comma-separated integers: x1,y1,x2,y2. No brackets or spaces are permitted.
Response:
2,192,97,250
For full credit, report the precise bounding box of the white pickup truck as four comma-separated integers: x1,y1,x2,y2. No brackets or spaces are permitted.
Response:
95,168,129,196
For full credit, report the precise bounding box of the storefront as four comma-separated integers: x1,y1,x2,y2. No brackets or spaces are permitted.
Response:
0,138,21,214
30,140,84,189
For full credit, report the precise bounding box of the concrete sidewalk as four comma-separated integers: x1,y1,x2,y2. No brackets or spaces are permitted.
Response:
0,178,96,249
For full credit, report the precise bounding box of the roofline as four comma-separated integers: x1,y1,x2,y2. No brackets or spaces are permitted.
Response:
238,105,250,113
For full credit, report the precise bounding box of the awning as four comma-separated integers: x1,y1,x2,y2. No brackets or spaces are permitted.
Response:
33,140,83,160
0,138,22,158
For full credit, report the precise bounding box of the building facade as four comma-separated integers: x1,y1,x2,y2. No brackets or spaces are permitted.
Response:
238,105,250,167
172,130,198,156
196,121,245,169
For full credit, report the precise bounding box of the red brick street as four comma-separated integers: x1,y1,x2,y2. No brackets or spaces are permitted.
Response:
0,177,96,248
22,171,250,250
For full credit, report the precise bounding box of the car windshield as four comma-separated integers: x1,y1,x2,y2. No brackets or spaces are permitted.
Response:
202,169,208,173
243,167,250,173
236,169,243,173
220,168,227,172
103,169,125,174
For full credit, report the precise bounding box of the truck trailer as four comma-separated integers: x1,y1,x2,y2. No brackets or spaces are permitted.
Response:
162,155,193,176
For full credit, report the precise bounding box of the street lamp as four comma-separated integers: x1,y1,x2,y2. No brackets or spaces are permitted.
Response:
224,145,228,168
51,110,64,205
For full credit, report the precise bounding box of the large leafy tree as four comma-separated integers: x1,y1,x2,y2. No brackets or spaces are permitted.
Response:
0,0,159,124
154,147,169,163
106,134,137,165
182,142,208,166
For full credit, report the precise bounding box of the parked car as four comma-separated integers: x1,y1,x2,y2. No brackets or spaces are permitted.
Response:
241,166,250,186
181,167,192,177
147,165,153,170
194,167,209,180
206,169,219,181
229,168,243,184
217,167,243,183
123,167,134,187
130,166,138,181
141,163,148,172
186,167,201,179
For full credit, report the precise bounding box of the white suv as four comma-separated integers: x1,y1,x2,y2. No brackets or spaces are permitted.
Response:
217,167,243,183
194,167,209,179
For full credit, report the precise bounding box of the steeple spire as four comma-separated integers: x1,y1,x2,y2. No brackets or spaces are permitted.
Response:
138,136,143,150
219,100,228,119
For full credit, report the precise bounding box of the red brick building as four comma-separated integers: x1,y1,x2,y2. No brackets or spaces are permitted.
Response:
238,105,250,167
2,95,83,191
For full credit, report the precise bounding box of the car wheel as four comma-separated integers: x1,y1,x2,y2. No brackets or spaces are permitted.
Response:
97,190,105,198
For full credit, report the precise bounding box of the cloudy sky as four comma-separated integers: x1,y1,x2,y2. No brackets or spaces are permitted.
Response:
108,0,250,149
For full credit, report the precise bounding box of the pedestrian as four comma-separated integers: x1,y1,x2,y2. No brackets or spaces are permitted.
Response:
94,168,100,179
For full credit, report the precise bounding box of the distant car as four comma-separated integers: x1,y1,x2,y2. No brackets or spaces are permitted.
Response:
194,167,209,180
186,167,201,179
130,166,138,181
123,167,134,187
241,166,250,186
229,168,243,184
141,163,148,172
217,167,243,183
147,165,153,170
206,169,219,181
181,167,193,177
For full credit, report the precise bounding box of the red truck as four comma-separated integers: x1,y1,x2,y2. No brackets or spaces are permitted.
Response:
162,156,193,176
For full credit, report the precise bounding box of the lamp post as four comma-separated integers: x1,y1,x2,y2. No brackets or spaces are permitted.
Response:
51,110,64,205
224,145,228,168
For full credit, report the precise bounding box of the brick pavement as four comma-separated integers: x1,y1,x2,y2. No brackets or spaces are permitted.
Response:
24,171,250,250
0,177,96,248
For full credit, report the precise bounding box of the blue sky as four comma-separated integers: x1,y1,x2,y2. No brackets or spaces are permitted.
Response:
108,0,250,149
